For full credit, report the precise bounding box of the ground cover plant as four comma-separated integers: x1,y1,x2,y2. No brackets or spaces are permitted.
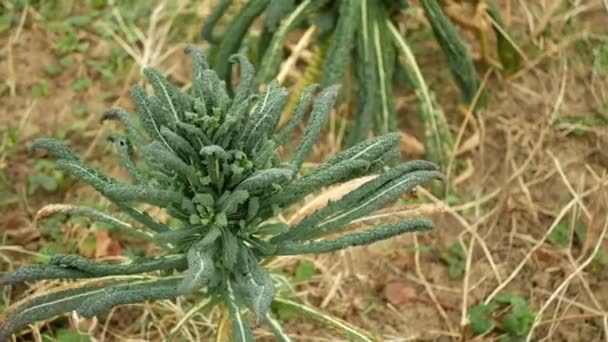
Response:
0,49,443,340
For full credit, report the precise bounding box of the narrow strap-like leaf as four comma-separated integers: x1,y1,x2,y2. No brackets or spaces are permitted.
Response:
485,3,522,76
293,169,444,241
274,84,318,146
200,0,233,43
31,146,110,193
235,167,293,194
271,159,370,208
221,229,240,269
264,0,296,31
185,45,209,76
388,21,454,169
179,240,216,293
218,189,249,215
272,161,439,242
2,254,185,284
56,159,113,191
256,0,324,85
111,201,170,233
233,249,275,324
229,54,255,106
346,7,377,145
214,0,271,81
322,0,360,87
101,108,144,146
272,297,374,342
30,138,79,161
290,85,340,172
160,126,200,163
76,277,182,318
103,183,182,207
35,204,154,240
144,68,184,122
50,254,186,277
276,219,433,255
226,280,254,342
0,281,116,340
0,265,91,285
200,69,231,114
243,81,288,149
420,0,482,104
369,2,397,135
266,312,292,342
141,142,199,186
107,133,148,183
131,85,173,151
308,132,400,177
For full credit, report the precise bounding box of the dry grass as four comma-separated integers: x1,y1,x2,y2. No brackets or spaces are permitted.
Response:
1,0,608,341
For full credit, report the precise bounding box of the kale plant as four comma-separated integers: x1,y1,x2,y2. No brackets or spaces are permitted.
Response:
203,0,520,169
0,49,443,341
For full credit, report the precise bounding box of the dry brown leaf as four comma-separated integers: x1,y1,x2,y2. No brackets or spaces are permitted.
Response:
456,132,480,156
384,281,417,305
95,230,122,258
400,132,425,157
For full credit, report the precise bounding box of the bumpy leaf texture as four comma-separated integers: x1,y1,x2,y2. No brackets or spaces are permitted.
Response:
0,48,442,341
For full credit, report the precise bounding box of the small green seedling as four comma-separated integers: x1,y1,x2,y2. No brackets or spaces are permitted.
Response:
295,260,316,282
440,242,466,279
468,293,537,341
548,220,570,247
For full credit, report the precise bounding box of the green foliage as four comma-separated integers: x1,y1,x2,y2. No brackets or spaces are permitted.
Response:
31,81,50,98
468,293,537,340
548,220,570,247
593,42,608,74
486,2,522,76
440,242,466,279
1,51,442,341
468,303,497,335
0,11,13,33
494,294,536,340
420,0,483,105
45,63,62,78
72,78,92,92
43,329,91,342
28,160,66,194
198,0,494,169
295,260,316,282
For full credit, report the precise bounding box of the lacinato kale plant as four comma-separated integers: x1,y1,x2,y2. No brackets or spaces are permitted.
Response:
203,0,520,169
0,49,443,341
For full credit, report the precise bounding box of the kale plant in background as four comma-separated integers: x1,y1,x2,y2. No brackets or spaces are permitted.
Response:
0,49,443,341
202,0,519,169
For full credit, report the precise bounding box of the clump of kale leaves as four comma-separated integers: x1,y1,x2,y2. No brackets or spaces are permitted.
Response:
0,48,442,341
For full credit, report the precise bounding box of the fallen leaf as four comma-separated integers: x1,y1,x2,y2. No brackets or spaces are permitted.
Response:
384,281,417,305
392,252,412,270
95,230,122,258
400,132,425,157
456,132,480,156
